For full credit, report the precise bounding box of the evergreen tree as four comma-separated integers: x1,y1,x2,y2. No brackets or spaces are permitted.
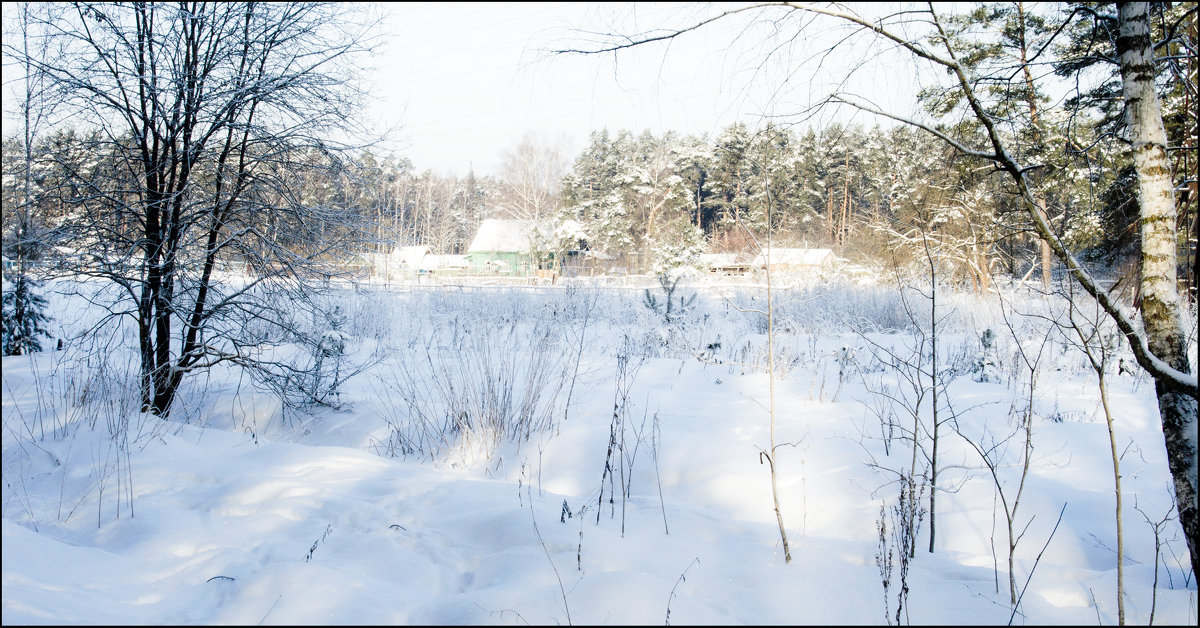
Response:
628,130,691,271
560,129,635,262
791,128,831,245
674,133,716,232
709,122,754,238
2,272,51,356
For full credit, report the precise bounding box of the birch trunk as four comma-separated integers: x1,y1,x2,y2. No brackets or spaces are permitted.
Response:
1117,1,1198,580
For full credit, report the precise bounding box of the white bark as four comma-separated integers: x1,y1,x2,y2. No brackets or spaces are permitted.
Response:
1117,0,1198,582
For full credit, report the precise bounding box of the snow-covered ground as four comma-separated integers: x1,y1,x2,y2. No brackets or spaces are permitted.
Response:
2,276,1196,624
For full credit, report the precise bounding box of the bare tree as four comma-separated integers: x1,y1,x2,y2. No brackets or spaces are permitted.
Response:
8,2,379,416
495,131,569,224
980,293,1050,608
710,142,796,562
758,166,794,564
552,0,1198,582
1058,281,1126,624
863,228,963,557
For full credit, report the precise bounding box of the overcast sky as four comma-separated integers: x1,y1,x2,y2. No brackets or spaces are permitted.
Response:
364,2,931,177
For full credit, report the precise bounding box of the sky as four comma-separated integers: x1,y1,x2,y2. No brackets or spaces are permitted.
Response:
363,2,929,177
0,2,938,177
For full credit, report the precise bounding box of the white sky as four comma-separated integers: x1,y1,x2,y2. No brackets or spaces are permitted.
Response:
0,2,935,177
364,2,930,177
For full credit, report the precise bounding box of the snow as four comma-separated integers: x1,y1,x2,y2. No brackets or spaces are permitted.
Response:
3,276,1196,625
754,248,835,268
467,219,551,254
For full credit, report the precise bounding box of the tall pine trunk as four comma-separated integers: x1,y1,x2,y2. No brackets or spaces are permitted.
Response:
1117,1,1199,580
1016,2,1054,293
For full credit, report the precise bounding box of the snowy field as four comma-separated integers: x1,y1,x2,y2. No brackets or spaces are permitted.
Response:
2,275,1197,625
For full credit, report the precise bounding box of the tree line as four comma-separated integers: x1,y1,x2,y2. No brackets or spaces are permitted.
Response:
12,111,1191,290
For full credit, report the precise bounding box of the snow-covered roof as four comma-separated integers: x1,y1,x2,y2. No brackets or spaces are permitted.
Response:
395,245,430,269
422,254,468,270
698,253,756,268
754,248,834,267
386,247,467,271
467,219,553,254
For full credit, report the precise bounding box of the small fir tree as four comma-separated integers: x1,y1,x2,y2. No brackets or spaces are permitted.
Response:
2,272,51,356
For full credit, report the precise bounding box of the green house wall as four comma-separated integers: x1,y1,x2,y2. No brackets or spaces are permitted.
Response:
466,251,531,276
465,251,561,276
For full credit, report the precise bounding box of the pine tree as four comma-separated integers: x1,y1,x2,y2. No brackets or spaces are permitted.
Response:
675,133,716,232
709,122,754,237
2,272,51,356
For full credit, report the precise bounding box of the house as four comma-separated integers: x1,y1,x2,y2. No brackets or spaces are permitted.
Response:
375,245,468,280
422,254,469,274
396,245,430,273
465,219,556,277
753,248,836,276
697,252,756,276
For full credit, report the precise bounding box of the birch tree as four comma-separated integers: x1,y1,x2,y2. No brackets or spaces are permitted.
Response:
496,131,568,225
1114,1,1197,579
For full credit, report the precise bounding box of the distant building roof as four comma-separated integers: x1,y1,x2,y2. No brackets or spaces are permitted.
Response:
754,248,835,267
698,253,756,268
396,245,430,268
387,246,467,271
467,219,553,254
422,254,468,270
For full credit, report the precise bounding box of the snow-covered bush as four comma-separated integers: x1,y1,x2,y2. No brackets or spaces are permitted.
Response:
374,308,577,468
971,328,1001,383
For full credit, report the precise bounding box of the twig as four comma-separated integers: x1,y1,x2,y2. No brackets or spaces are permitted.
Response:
258,595,283,625
529,486,572,625
652,411,669,535
479,604,531,625
665,557,700,625
1008,503,1067,625
1088,587,1103,625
